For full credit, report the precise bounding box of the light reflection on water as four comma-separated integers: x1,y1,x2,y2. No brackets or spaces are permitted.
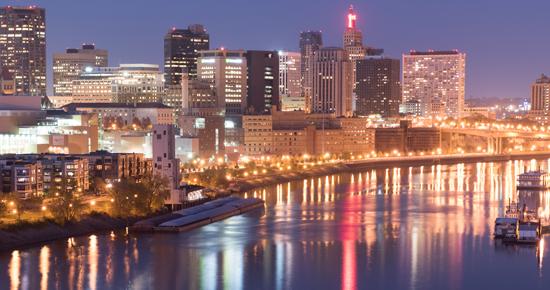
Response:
2,160,550,289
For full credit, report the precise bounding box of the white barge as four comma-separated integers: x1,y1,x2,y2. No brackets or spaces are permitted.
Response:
133,197,264,233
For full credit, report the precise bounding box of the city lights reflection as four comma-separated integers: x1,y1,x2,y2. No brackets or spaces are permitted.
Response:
1,160,550,289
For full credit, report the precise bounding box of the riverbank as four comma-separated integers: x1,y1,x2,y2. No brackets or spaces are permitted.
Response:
230,151,550,194
0,212,146,252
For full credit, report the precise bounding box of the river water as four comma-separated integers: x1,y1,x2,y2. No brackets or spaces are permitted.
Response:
2,159,550,290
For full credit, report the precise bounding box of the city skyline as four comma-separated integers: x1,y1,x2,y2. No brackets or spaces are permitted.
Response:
6,0,550,99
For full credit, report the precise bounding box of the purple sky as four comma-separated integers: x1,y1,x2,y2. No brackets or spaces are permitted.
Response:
7,0,550,99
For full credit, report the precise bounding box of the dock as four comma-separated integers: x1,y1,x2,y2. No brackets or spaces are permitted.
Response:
132,197,264,232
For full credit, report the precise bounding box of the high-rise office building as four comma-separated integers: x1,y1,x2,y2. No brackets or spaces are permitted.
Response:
278,51,301,98
53,44,108,96
299,30,323,111
71,64,164,104
343,5,365,62
164,24,209,85
0,6,46,96
311,47,352,117
246,50,279,114
197,49,247,115
278,51,303,111
530,74,550,114
356,57,401,117
402,50,466,118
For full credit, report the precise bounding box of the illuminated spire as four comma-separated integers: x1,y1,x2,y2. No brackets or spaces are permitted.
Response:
347,5,357,29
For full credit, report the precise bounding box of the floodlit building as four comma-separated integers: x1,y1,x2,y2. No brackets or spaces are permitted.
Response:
243,109,374,156
530,74,550,115
53,44,108,96
0,154,90,198
278,51,303,111
152,124,183,206
71,64,164,104
62,102,174,130
356,57,401,117
402,50,466,118
197,49,247,115
311,47,353,117
375,120,441,153
0,6,46,96
164,24,209,84
81,151,152,183
0,97,99,155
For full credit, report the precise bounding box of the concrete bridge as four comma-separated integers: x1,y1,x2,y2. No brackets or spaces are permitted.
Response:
345,151,550,171
441,128,550,154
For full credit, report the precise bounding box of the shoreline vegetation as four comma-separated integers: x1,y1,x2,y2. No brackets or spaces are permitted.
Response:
3,152,550,252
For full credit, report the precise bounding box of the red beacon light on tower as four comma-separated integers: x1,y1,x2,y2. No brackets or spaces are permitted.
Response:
347,5,357,29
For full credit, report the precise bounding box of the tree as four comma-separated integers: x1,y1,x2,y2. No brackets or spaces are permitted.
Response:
48,178,85,224
90,177,108,195
138,174,171,214
5,192,23,220
115,116,125,129
109,179,140,218
142,117,152,129
132,117,142,129
0,198,7,218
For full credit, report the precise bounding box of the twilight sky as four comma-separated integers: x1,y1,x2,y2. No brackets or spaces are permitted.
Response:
6,0,550,99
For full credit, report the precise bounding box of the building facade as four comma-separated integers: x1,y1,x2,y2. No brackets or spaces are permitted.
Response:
62,102,174,130
311,47,353,117
243,110,374,156
152,124,182,205
402,50,466,118
375,121,441,153
164,24,209,84
71,64,164,104
278,51,302,111
530,74,550,115
246,50,279,114
356,57,401,117
0,154,89,198
178,72,225,157
299,31,323,108
0,6,46,96
197,49,247,115
53,44,108,96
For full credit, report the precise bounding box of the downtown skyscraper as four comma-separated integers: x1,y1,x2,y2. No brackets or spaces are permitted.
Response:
402,50,466,118
311,47,353,117
197,49,247,115
299,30,322,111
246,50,279,114
164,24,209,84
356,57,401,118
0,6,46,96
343,6,364,64
278,51,303,111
